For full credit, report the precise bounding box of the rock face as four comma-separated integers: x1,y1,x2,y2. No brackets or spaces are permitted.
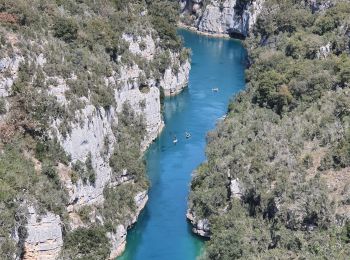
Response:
0,54,23,123
1,29,190,258
230,178,242,199
180,0,265,37
308,0,333,12
186,210,210,237
23,207,63,260
115,84,164,150
160,54,191,96
108,191,148,259
54,104,115,208
122,33,190,97
108,225,127,259
186,178,242,238
198,0,249,36
0,55,23,98
317,42,331,59
53,32,189,213
50,33,188,257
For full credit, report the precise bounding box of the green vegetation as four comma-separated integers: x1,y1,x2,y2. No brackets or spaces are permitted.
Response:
0,139,68,258
61,104,148,258
189,1,350,259
0,0,188,131
102,183,141,231
0,98,6,114
62,226,110,260
0,0,186,258
53,17,79,43
72,153,96,185
148,0,183,50
110,103,147,185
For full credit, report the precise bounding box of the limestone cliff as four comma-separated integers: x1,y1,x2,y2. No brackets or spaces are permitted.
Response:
0,1,190,257
51,31,189,211
23,207,63,260
36,38,188,258
180,0,264,37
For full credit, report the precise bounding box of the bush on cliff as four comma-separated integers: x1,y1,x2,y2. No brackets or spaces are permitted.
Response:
0,0,185,258
189,1,350,259
62,226,110,260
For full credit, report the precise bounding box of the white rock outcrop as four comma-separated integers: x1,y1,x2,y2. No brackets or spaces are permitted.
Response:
23,207,63,260
186,210,210,237
2,27,190,260
122,34,156,61
248,0,265,31
122,33,190,96
116,85,164,150
52,32,189,212
0,55,23,98
108,191,148,259
161,57,190,96
308,0,333,12
54,105,115,208
198,0,248,36
317,42,331,59
108,225,127,259
186,178,243,238
181,0,265,37
230,178,242,199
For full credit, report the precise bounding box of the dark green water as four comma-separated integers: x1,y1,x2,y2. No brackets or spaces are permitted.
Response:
119,29,246,260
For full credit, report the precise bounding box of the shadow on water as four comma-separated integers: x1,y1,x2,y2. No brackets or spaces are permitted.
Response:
118,29,247,260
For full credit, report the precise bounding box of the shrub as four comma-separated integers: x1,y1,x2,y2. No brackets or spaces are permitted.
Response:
109,103,147,185
102,183,138,229
188,1,350,259
0,98,6,114
62,226,110,260
53,17,78,43
72,155,96,186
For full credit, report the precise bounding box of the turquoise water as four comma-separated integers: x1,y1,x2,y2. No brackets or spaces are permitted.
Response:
119,29,246,260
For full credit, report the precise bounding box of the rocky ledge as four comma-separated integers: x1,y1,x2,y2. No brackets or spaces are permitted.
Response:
186,210,211,238
180,0,265,38
23,207,63,260
187,177,243,238
0,27,190,259
108,191,148,259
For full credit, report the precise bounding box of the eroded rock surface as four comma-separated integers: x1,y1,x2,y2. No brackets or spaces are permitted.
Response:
186,210,210,237
23,207,63,260
1,27,190,259
180,0,265,37
108,191,148,259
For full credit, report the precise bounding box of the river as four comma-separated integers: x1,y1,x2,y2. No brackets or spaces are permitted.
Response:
118,29,247,260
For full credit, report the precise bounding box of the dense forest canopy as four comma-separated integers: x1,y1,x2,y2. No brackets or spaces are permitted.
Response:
188,0,350,259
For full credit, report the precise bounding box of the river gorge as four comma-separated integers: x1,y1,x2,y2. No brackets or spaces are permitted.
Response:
1,1,349,259
119,29,247,260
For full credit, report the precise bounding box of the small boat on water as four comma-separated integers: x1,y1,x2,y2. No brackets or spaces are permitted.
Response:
212,87,219,92
173,136,178,144
185,132,191,139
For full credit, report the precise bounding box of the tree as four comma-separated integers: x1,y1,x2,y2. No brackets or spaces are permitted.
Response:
53,17,78,43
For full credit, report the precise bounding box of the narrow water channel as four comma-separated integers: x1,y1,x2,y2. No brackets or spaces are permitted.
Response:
119,29,247,260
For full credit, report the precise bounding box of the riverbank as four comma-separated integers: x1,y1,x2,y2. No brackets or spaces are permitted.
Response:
177,22,231,39
118,28,246,260
185,1,350,258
